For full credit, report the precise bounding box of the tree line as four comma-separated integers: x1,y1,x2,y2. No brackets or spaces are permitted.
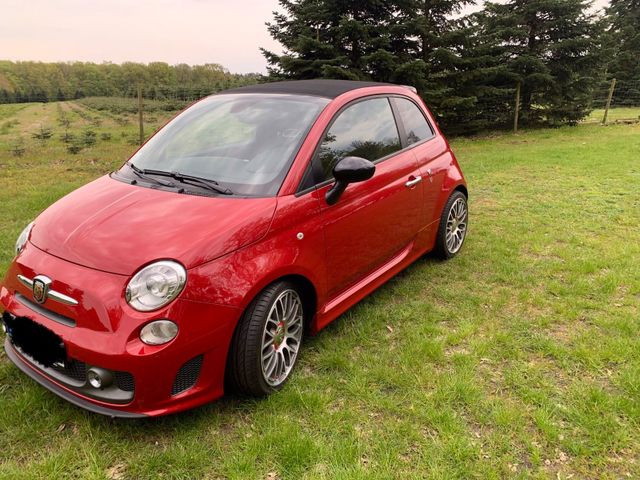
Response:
1,0,637,135
262,0,639,134
0,61,261,104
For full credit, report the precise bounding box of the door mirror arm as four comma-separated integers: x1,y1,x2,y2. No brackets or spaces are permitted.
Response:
326,180,349,206
325,156,375,205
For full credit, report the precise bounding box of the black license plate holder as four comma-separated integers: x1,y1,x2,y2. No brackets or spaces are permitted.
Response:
5,314,66,367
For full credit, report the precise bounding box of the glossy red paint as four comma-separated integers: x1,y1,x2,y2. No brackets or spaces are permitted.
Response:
30,176,277,275
0,83,467,417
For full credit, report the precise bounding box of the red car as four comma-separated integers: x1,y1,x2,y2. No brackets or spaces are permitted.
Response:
1,80,468,417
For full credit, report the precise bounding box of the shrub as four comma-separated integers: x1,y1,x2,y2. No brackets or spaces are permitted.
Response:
67,143,83,155
81,129,97,147
60,131,75,144
32,125,53,142
57,109,71,128
100,132,112,141
10,137,26,157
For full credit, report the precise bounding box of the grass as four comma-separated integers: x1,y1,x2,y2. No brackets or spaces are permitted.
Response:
76,96,192,114
585,106,640,124
0,102,639,479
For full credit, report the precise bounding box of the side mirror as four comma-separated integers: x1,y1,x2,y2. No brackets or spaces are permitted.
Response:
326,156,375,205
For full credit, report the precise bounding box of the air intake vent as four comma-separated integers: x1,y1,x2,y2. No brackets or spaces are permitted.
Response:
115,371,135,392
51,359,86,383
171,355,203,396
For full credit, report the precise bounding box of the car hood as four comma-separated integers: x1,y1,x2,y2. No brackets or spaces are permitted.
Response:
30,175,277,275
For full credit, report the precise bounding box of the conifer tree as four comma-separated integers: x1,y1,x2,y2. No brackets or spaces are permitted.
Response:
261,0,478,132
479,0,603,125
261,0,396,80
605,0,640,105
262,0,604,132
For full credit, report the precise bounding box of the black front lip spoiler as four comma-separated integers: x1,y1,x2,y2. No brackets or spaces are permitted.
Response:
4,338,147,419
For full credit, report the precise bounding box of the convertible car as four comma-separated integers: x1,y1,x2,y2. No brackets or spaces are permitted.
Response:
1,80,468,417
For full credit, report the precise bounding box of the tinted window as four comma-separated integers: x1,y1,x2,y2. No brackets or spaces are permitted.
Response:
316,98,401,181
394,97,433,145
124,94,329,196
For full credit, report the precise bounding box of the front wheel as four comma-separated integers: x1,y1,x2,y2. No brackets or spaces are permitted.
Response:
227,281,304,396
433,191,468,259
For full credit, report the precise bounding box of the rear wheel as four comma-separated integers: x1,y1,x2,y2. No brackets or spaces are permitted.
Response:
433,191,468,259
227,281,304,396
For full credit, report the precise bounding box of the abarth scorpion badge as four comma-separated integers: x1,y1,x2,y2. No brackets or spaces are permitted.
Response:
32,275,52,304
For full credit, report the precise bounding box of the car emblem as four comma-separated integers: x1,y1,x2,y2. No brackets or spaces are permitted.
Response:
32,275,53,304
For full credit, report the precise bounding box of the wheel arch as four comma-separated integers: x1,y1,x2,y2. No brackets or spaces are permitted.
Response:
235,269,320,332
454,184,468,198
223,271,319,391
275,274,318,332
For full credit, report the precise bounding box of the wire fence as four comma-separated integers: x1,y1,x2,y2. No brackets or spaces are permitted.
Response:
584,79,640,125
110,78,640,135
2,79,639,148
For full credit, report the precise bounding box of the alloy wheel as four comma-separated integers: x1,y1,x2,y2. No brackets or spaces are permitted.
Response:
445,197,468,254
260,289,303,387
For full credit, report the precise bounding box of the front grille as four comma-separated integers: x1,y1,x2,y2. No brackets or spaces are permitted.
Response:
51,359,87,383
15,293,76,327
171,355,203,395
115,371,135,392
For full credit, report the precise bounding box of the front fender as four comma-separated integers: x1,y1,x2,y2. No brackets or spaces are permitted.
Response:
183,192,327,317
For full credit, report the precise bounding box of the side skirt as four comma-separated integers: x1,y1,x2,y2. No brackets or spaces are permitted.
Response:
314,239,427,333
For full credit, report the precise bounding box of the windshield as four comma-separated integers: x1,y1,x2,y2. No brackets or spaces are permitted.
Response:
122,93,329,196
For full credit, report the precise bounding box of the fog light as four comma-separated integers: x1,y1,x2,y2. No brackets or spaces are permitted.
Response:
140,320,178,345
87,367,113,389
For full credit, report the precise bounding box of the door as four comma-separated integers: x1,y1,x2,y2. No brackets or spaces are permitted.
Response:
391,96,449,226
311,97,423,297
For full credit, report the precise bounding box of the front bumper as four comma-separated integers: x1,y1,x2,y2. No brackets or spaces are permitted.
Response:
0,244,242,417
4,337,146,418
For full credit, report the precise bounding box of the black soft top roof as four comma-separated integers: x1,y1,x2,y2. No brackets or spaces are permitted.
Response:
222,79,393,99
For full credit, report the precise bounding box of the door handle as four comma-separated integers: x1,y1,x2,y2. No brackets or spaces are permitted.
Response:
405,176,423,188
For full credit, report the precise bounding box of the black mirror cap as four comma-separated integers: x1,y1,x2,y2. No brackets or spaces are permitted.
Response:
326,156,376,205
333,156,375,184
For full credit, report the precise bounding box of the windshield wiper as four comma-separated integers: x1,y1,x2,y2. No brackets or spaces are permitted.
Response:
140,168,234,195
126,162,178,189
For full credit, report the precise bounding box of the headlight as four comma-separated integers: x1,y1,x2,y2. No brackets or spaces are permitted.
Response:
140,320,179,345
125,260,186,312
15,221,34,256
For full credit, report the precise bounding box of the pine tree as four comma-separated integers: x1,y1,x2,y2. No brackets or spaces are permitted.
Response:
479,0,603,125
605,0,640,105
261,0,395,80
261,0,479,133
405,11,513,134
370,0,479,132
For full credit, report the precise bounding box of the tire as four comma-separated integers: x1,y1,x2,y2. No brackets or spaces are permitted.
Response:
433,190,468,260
227,281,305,396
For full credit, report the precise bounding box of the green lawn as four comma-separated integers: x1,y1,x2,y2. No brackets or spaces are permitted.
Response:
0,103,639,479
585,106,640,124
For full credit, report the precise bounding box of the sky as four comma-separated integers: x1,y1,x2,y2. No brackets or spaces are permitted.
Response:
1,0,611,74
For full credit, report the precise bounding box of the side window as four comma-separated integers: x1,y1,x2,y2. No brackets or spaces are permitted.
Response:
394,97,433,145
315,98,401,182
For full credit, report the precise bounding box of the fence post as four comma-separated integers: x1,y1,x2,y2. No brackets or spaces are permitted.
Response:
602,78,616,126
513,81,521,133
137,83,144,145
